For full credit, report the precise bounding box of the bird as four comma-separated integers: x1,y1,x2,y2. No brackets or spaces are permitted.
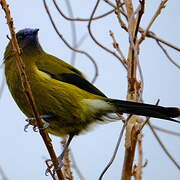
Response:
4,28,180,166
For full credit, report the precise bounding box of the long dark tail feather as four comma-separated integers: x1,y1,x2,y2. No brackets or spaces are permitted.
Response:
108,99,180,123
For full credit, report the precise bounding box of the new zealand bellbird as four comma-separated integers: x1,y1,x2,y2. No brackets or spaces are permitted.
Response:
4,28,180,162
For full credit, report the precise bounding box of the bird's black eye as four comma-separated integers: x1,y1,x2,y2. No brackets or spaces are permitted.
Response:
18,35,23,39
18,33,26,40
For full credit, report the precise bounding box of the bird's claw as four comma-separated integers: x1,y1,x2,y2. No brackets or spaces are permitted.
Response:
24,118,37,132
45,159,64,176
24,115,51,132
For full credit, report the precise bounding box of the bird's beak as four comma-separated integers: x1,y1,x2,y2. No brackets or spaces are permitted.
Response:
33,28,39,35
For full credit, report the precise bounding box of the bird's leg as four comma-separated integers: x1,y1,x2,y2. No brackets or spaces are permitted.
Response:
24,114,52,132
57,134,74,168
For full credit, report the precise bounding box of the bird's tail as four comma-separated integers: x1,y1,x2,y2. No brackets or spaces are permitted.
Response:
108,99,180,123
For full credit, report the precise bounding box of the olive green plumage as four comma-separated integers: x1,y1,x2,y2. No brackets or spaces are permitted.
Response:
4,28,180,137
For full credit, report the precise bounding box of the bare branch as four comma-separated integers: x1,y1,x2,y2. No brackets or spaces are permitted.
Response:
145,31,180,52
71,151,85,180
109,30,127,64
134,134,143,180
156,40,180,69
151,125,180,136
139,0,168,44
0,166,8,180
148,122,180,170
61,139,73,180
99,118,128,180
53,0,114,22
64,0,77,66
88,0,127,69
0,1,64,179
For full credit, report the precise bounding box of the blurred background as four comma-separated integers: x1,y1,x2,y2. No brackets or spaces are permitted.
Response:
0,0,179,179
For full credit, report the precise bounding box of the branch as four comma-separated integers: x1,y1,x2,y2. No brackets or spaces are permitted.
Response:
71,151,85,180
0,1,64,179
61,139,73,180
87,0,127,70
53,0,114,22
109,30,127,64
151,125,180,136
99,119,127,180
133,134,143,180
148,122,180,170
156,40,180,68
0,166,8,180
139,0,168,44
65,0,77,66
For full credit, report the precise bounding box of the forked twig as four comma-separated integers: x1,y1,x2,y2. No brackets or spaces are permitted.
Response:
53,0,114,22
139,0,168,44
88,0,127,69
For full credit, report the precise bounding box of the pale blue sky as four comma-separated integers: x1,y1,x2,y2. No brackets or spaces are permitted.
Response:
0,1,179,180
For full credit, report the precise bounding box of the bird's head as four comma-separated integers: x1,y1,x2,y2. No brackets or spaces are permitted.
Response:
4,28,43,61
16,28,40,50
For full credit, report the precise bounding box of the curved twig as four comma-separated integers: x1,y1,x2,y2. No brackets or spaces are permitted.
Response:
99,115,132,180
88,0,127,69
156,40,180,69
64,0,77,65
151,125,180,137
43,0,98,83
53,0,114,22
71,151,85,180
148,121,180,170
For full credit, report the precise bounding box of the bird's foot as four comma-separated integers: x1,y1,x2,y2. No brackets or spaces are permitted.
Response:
45,159,64,176
24,115,52,132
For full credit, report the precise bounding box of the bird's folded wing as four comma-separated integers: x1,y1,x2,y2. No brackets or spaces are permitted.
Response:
35,54,106,97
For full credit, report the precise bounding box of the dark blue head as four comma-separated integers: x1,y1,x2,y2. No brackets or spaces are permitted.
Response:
16,28,42,52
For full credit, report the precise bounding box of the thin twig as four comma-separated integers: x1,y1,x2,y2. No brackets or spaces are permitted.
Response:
133,0,145,43
139,0,168,44
104,0,180,54
53,0,114,22
65,0,77,66
109,30,127,64
61,139,73,180
151,125,180,136
0,1,64,179
43,0,98,83
148,121,180,170
145,31,180,52
87,0,127,69
71,151,85,180
0,166,8,180
156,40,180,69
134,134,143,180
98,117,129,180
115,0,128,31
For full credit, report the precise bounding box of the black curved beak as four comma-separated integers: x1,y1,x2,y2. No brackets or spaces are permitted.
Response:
33,28,39,35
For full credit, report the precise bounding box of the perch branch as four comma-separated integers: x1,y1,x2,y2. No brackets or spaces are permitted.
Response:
0,1,64,179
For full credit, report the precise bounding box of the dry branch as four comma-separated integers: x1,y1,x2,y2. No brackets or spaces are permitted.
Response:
0,0,64,179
